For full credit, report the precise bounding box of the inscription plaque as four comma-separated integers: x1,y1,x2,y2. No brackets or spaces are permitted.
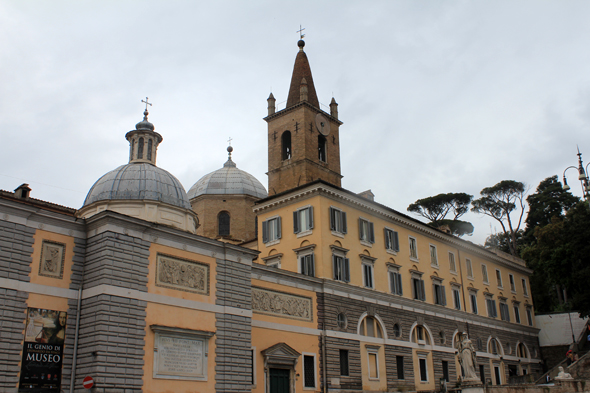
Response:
39,241,66,279
151,326,214,381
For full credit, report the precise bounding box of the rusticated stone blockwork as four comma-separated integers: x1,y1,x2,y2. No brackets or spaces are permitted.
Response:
84,231,150,291
0,220,35,281
73,294,147,393
0,288,28,390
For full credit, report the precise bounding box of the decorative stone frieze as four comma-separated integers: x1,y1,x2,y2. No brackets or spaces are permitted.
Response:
39,240,65,279
252,286,312,321
156,254,209,295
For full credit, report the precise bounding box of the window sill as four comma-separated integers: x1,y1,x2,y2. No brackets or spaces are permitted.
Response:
483,281,490,285
296,229,312,238
410,257,419,263
450,271,458,275
386,249,398,256
497,286,504,290
360,240,373,247
511,290,517,294
331,231,345,238
431,264,439,269
467,277,474,281
264,239,280,247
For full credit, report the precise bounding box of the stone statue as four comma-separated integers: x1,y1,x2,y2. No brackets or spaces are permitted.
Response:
457,334,479,382
555,366,573,380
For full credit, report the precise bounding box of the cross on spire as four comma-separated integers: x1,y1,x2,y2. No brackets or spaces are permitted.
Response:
297,25,305,39
142,97,152,111
228,137,233,146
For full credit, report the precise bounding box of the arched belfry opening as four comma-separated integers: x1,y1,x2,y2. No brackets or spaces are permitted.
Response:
282,131,292,160
318,134,326,162
138,137,144,159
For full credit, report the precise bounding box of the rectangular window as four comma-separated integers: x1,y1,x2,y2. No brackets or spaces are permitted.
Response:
389,270,403,295
500,302,510,322
368,352,379,379
466,259,473,278
470,292,478,314
359,218,375,243
412,277,426,301
384,228,400,252
509,274,516,292
329,207,347,234
419,357,428,382
363,263,374,289
453,288,461,310
303,354,316,388
409,237,418,259
396,356,404,380
486,298,497,318
300,254,315,277
251,349,255,385
339,350,349,376
433,281,446,306
333,255,350,282
262,217,281,243
526,307,533,326
430,245,438,266
442,360,449,382
293,206,313,234
522,278,529,296
514,304,521,324
449,253,456,273
496,269,503,287
482,264,489,283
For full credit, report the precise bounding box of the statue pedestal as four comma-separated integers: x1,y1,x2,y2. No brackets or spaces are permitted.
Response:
461,383,484,393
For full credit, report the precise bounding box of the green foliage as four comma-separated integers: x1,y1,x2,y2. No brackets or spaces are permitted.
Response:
407,193,472,221
472,180,526,256
430,219,474,237
484,230,524,255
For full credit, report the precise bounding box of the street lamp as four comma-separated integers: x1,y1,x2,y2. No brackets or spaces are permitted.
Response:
562,146,590,200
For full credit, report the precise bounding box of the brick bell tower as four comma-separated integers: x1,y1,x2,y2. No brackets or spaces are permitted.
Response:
264,39,343,196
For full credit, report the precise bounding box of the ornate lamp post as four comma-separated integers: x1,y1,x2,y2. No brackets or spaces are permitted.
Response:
562,147,590,201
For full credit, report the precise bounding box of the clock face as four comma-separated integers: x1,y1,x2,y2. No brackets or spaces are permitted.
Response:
315,113,331,136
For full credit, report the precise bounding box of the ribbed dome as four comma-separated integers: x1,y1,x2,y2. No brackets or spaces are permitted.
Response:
84,163,191,209
187,158,267,200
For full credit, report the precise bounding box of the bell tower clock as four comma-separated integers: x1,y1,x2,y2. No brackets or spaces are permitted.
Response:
264,39,343,196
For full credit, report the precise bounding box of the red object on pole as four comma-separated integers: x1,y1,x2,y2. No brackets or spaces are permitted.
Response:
82,376,94,389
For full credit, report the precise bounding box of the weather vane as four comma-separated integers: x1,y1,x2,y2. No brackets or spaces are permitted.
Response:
141,97,152,111
297,25,305,39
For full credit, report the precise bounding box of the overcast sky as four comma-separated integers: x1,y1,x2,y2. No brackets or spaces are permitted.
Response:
1,1,589,245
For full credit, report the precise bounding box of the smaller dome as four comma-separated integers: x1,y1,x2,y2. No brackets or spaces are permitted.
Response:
84,163,191,209
135,109,155,131
188,158,267,200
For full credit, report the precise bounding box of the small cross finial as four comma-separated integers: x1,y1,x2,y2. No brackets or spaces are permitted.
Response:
297,25,305,39
142,97,152,111
228,137,233,147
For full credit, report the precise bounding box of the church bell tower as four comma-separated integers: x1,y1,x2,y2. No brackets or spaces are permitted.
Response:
264,39,343,196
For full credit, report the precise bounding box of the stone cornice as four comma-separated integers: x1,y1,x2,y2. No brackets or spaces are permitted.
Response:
263,101,343,126
253,182,531,274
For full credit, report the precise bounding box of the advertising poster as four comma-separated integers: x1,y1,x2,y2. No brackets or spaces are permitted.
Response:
18,308,67,392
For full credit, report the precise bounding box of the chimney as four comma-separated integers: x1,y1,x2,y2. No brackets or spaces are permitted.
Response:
14,183,31,199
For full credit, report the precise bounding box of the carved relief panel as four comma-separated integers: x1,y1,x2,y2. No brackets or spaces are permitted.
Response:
252,287,312,321
156,254,209,295
39,240,66,279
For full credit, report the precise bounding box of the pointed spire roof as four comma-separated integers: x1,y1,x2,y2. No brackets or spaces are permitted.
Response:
286,40,319,109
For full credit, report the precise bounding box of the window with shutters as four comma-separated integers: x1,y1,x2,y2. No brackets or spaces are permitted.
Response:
432,279,446,306
332,255,350,282
430,245,438,267
293,206,313,236
329,207,347,236
218,211,230,236
303,353,316,389
262,216,281,245
388,266,403,296
499,301,510,322
509,274,516,292
300,254,315,277
359,217,375,245
362,257,375,289
526,307,533,326
522,278,529,297
449,252,457,273
489,338,500,355
466,259,474,279
368,350,379,379
409,237,418,260
496,269,503,288
486,296,497,318
469,291,478,314
339,350,349,376
482,264,489,283
412,273,426,301
513,303,521,324
452,286,461,310
384,228,400,253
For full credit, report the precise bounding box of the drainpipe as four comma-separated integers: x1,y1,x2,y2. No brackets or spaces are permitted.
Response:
69,288,82,393
321,281,327,393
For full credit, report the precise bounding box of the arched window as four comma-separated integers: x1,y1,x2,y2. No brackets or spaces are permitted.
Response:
138,137,144,159
147,138,153,161
488,338,500,355
359,315,383,338
318,135,326,162
516,343,528,358
392,323,401,338
130,139,135,161
337,313,347,329
218,211,230,236
411,325,431,345
282,131,292,160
